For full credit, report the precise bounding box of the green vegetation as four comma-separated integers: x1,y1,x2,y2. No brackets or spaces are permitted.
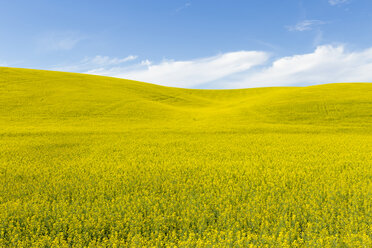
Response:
0,67,371,247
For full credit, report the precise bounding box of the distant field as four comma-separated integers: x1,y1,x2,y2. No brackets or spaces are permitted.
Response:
0,67,371,247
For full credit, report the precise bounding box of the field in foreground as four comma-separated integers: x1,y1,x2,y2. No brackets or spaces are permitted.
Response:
0,67,371,247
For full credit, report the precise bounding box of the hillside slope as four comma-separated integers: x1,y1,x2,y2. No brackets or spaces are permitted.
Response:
1,67,371,131
0,67,371,247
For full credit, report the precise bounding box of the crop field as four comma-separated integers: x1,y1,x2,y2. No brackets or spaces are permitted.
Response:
0,67,371,247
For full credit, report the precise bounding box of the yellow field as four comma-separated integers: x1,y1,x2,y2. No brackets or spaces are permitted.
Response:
0,67,371,247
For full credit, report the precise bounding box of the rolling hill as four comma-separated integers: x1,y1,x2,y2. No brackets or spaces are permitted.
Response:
0,67,371,131
0,67,371,247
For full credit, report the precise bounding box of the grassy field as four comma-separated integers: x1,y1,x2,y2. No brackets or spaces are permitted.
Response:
0,67,371,247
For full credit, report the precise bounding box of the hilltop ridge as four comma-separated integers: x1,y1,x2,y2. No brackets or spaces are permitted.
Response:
1,67,371,131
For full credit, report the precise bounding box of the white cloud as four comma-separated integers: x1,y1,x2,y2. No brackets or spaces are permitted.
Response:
140,60,152,66
37,31,83,51
287,20,325,31
57,45,372,89
227,45,372,88
174,2,191,13
88,55,137,66
0,60,8,67
86,51,269,88
329,0,350,6
52,55,137,72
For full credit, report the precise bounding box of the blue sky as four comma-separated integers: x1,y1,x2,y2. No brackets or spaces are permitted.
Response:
1,0,372,88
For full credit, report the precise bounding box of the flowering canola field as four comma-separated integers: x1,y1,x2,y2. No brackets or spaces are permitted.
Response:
0,68,371,247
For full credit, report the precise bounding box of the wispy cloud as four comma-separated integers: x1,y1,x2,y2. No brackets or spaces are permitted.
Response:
313,30,324,46
329,0,350,6
52,55,137,72
85,51,269,88
87,55,137,66
56,45,372,89
37,31,84,51
174,2,191,13
226,45,372,88
287,20,325,32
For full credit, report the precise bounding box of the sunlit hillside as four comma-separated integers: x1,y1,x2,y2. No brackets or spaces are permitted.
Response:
1,68,371,130
0,67,371,247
